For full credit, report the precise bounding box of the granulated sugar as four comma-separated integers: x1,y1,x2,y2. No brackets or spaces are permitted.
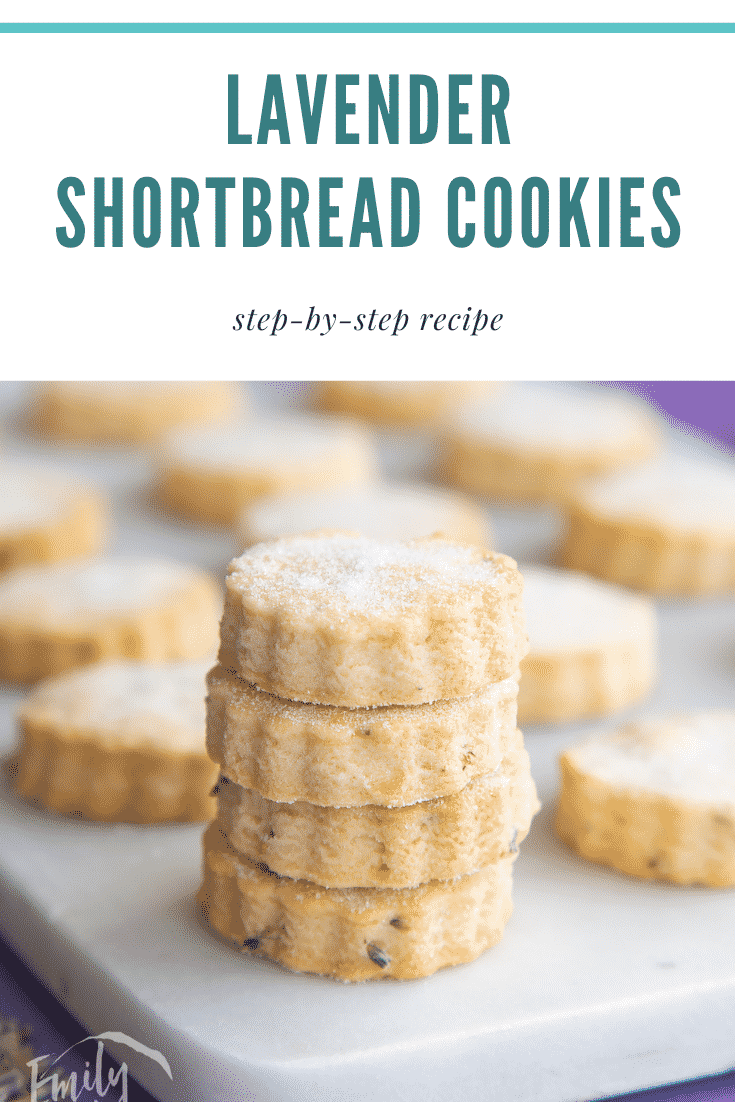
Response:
451,383,651,451
567,713,735,804
166,415,366,470
20,658,210,748
522,566,655,650
0,468,76,531
578,454,735,531
0,557,204,619
228,534,500,615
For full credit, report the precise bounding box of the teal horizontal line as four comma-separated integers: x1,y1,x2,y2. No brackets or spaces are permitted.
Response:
0,22,733,33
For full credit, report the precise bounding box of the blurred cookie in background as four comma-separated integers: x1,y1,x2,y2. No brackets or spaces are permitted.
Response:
314,381,498,427
156,414,378,527
560,452,735,596
556,712,735,886
439,383,659,504
0,464,108,574
518,566,657,725
0,555,221,685
239,481,492,549
32,381,245,444
13,657,217,822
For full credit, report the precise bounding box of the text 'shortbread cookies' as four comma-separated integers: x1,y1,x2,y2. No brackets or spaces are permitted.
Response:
206,665,519,807
218,534,528,707
556,712,735,886
0,465,108,574
157,415,377,527
215,731,538,888
560,453,735,595
0,556,221,684
14,659,217,822
439,383,659,504
518,567,657,724
239,481,492,549
33,381,244,443
315,381,497,427
199,823,516,980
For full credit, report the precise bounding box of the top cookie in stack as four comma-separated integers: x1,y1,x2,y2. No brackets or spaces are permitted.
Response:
201,533,536,981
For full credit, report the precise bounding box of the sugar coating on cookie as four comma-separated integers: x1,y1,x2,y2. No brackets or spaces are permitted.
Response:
518,566,657,723
158,415,377,526
0,556,221,684
34,381,243,443
14,658,218,822
315,381,496,426
0,557,211,620
0,466,108,573
573,454,735,533
239,481,492,548
556,712,735,886
219,533,527,706
207,665,519,807
19,658,211,750
216,731,538,888
561,453,735,594
0,470,82,531
440,384,658,503
450,384,654,453
200,823,516,980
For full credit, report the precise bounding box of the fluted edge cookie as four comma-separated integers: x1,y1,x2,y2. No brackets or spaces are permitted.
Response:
517,567,657,724
33,381,243,443
314,381,497,427
13,659,217,822
218,534,528,707
439,384,658,504
556,712,735,886
0,468,108,575
559,455,735,595
215,732,538,888
199,823,515,980
0,557,221,685
207,665,519,807
157,415,377,527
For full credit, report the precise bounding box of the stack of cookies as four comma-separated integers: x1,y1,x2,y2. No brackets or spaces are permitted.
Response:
200,532,536,981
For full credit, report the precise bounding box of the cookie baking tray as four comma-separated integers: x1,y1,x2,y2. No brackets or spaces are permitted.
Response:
0,382,733,1102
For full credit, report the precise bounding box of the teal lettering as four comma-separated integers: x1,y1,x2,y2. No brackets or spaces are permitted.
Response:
349,177,382,247
409,76,438,144
227,75,252,144
335,75,359,144
296,74,327,144
56,177,85,247
133,177,161,247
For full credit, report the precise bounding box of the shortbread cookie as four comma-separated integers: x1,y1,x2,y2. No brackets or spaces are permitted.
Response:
239,481,491,549
556,713,735,886
33,381,243,443
0,556,221,685
200,823,515,980
157,415,377,527
439,384,658,503
315,381,496,427
0,465,107,574
207,665,518,807
517,567,657,724
560,453,735,595
215,731,538,888
14,658,217,822
218,534,527,707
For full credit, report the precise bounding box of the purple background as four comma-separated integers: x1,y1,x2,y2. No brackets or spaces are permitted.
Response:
2,381,734,1102
596,381,735,454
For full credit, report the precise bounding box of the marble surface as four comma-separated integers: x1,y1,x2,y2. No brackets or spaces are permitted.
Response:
0,382,734,1102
